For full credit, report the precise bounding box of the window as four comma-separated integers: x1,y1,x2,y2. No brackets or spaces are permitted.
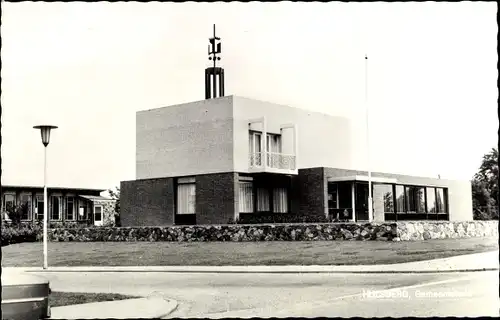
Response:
266,134,282,153
436,188,447,213
426,187,436,213
239,180,254,213
256,188,270,212
78,205,87,220
374,184,394,213
249,132,262,166
415,187,426,213
405,187,415,213
405,187,426,213
66,197,76,221
35,195,44,220
338,183,352,209
19,194,32,220
273,188,288,213
395,185,405,213
50,196,62,220
249,131,282,167
328,183,339,209
94,205,102,222
177,178,196,214
3,194,15,212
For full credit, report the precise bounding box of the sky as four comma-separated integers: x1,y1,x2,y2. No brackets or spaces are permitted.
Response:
1,2,498,190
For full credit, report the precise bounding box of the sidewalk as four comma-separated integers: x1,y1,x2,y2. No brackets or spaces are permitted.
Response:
8,250,499,274
50,295,177,319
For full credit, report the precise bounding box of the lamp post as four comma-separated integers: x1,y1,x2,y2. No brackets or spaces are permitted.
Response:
33,125,58,269
365,55,373,222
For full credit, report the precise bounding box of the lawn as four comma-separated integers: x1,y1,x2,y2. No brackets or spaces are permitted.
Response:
50,291,141,308
2,237,498,267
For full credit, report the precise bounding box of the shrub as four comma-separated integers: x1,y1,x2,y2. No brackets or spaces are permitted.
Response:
1,224,41,247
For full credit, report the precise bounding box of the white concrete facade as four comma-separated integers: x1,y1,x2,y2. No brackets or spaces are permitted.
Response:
136,95,354,179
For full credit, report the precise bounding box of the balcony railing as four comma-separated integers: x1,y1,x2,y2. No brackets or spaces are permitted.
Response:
249,152,296,171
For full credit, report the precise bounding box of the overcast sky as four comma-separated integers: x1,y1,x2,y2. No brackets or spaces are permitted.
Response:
1,2,497,189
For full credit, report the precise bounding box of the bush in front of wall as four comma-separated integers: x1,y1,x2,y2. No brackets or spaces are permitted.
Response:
1,224,42,246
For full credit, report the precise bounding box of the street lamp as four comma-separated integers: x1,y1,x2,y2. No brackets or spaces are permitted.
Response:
33,125,58,269
365,55,373,222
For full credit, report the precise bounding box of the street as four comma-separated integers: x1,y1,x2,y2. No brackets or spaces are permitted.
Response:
30,270,498,318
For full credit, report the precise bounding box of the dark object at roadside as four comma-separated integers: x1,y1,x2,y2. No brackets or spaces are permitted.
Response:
1,270,51,320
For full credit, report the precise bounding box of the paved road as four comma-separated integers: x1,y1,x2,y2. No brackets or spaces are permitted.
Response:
29,270,498,318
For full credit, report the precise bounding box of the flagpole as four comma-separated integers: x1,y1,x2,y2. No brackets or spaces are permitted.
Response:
365,54,373,221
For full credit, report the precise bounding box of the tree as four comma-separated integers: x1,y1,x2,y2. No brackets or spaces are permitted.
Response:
108,187,120,213
475,148,499,202
5,203,30,225
472,148,499,220
108,187,121,226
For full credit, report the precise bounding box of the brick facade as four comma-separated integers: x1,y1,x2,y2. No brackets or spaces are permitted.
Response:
120,178,175,226
297,167,327,219
196,172,237,225
121,173,237,226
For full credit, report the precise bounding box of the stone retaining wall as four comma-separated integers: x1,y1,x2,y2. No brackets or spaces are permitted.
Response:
46,221,498,242
397,221,498,241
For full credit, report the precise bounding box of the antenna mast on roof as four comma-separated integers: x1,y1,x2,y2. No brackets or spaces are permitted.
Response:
205,24,225,99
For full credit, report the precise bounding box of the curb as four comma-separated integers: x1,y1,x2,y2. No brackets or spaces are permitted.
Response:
49,296,178,319
159,300,179,319
20,267,499,274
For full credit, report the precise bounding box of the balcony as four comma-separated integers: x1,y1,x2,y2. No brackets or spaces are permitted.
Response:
249,152,297,174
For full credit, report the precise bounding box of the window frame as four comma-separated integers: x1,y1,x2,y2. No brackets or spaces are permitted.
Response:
19,193,33,221
3,193,16,213
272,187,289,213
50,195,63,221
94,205,103,223
66,196,76,221
238,178,254,213
394,185,406,213
35,194,45,220
435,188,448,214
176,177,196,215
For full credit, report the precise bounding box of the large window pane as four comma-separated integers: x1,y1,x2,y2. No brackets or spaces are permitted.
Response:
395,185,405,213
328,183,338,209
273,188,288,213
239,181,254,213
35,195,44,220
426,188,436,213
415,187,426,213
94,206,102,222
436,188,447,213
256,188,270,211
338,182,352,209
373,184,394,213
20,194,32,220
177,183,196,214
66,197,75,221
51,196,61,220
3,194,15,212
405,187,416,213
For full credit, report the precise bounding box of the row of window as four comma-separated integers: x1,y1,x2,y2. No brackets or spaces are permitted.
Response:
175,177,289,215
238,181,288,213
376,184,447,214
2,194,98,221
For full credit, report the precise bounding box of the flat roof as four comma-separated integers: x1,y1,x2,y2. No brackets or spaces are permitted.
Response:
1,185,107,192
327,175,398,184
79,195,114,201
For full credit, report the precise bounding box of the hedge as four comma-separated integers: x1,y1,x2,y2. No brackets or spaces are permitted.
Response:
1,224,42,246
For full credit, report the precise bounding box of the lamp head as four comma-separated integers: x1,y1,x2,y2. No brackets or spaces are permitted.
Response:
33,125,58,147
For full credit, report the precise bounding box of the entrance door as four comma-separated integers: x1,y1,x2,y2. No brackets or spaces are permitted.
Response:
94,205,103,226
